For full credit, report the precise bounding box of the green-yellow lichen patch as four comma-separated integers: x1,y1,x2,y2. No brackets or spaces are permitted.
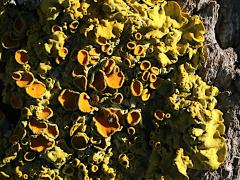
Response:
174,148,193,178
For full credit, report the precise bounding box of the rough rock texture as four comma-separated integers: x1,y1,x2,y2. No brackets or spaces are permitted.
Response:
176,0,240,179
12,0,240,179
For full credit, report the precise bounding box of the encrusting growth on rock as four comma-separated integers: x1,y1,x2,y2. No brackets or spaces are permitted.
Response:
0,0,227,179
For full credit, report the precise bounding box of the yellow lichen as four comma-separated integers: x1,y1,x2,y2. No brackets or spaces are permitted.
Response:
0,0,227,179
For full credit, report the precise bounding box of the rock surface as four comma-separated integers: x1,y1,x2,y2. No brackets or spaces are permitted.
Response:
176,0,240,179
12,0,240,179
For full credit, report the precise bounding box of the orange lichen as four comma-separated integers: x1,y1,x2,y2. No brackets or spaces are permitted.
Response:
58,47,68,58
127,41,136,50
127,127,136,135
29,118,47,134
165,113,171,119
151,66,160,75
134,45,145,56
149,73,157,83
77,50,90,65
93,108,120,137
101,44,111,53
55,56,64,65
11,71,22,81
15,49,29,65
104,59,116,75
96,36,107,45
141,89,151,101
89,48,100,65
130,79,143,96
51,25,62,33
44,123,59,139
123,58,132,68
36,107,53,120
134,33,142,40
108,107,125,125
154,110,165,121
58,89,79,110
72,65,87,77
78,92,96,113
74,75,87,91
106,66,125,89
71,133,89,151
149,78,161,90
140,60,151,71
69,20,79,30
142,71,150,81
26,80,46,98
89,48,100,56
91,70,107,92
127,109,142,126
15,71,34,88
112,93,124,104
30,134,54,152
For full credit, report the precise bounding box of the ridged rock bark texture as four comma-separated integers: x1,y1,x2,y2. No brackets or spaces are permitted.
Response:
176,0,240,179
13,0,240,179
